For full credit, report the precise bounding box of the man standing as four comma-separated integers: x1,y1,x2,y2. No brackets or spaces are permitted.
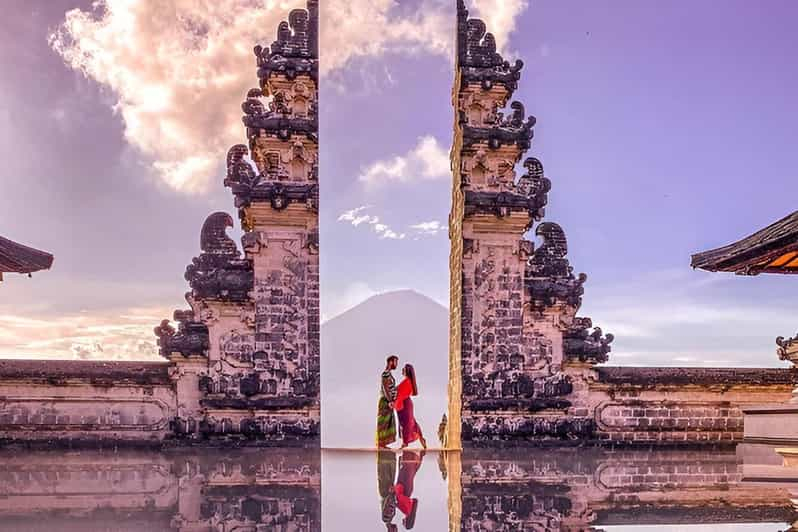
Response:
377,354,399,448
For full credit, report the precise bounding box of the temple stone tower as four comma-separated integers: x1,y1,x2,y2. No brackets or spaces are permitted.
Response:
446,1,613,447
155,0,320,445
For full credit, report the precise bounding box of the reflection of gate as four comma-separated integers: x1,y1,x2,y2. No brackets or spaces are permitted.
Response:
449,446,794,530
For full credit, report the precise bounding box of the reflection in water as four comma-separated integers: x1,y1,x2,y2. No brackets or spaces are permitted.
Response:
378,450,398,528
0,445,795,531
0,447,321,531
377,450,425,531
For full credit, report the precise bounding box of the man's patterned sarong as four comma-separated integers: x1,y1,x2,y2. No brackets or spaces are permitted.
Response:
376,396,397,447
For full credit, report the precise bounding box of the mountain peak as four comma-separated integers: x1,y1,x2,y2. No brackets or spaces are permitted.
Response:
325,289,446,324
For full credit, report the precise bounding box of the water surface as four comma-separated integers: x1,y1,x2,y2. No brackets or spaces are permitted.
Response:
0,445,794,531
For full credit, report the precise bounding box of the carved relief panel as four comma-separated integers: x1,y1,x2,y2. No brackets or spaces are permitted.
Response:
251,137,318,182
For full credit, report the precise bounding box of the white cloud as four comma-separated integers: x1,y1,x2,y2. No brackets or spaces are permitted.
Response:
338,205,378,227
337,206,406,240
379,228,406,240
0,307,168,360
358,135,449,186
44,2,489,194
49,1,527,194
469,0,529,55
410,220,443,235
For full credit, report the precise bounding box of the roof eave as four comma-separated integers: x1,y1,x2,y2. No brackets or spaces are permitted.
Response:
691,210,798,274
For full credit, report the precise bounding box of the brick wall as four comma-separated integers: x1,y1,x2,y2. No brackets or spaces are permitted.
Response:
587,367,794,445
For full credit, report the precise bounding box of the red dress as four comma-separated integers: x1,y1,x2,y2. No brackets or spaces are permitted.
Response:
393,378,421,446
394,451,422,528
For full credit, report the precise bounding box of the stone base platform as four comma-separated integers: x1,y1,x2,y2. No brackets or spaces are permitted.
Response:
743,404,798,445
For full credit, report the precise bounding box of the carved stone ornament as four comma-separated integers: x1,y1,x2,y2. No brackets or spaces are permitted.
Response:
184,212,254,302
457,0,524,94
564,317,614,364
525,222,587,308
154,310,210,358
254,0,318,84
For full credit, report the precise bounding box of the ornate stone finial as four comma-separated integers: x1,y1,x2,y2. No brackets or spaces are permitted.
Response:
154,311,210,358
535,222,569,262
457,0,524,93
241,88,266,116
564,317,614,364
200,212,239,257
526,222,587,308
224,144,258,190
254,0,319,83
516,157,551,222
462,101,535,151
778,334,798,363
184,213,253,302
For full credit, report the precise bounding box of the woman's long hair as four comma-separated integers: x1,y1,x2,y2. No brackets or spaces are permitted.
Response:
404,364,418,396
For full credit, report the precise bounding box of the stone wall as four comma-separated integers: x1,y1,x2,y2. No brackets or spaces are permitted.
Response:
587,367,794,444
0,360,176,445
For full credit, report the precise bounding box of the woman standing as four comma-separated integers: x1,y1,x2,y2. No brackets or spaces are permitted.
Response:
393,364,427,449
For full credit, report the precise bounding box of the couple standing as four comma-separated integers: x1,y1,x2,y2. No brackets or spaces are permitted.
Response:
376,354,427,449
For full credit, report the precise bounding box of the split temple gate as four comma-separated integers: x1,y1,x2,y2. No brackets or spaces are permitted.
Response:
0,1,320,446
0,0,795,448
443,0,795,448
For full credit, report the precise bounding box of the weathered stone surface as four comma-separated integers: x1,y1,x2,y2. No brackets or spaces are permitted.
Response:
446,2,795,448
0,360,177,445
448,0,609,446
585,367,794,444
0,360,171,385
596,367,795,387
152,0,320,445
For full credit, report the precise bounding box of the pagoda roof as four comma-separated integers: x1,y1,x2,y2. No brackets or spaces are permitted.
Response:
691,210,798,275
0,234,54,275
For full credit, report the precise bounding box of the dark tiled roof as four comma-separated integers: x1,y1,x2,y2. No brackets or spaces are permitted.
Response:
691,210,798,274
0,235,53,274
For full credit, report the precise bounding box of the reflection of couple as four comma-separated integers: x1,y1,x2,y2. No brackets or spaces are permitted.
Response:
377,450,424,531
376,355,427,449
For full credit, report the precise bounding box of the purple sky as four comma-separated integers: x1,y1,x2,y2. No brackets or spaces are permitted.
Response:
0,0,796,367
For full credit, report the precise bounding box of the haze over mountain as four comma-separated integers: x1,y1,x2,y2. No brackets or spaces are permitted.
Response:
321,289,448,448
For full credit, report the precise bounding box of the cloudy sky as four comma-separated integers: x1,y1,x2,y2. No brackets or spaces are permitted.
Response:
0,0,796,367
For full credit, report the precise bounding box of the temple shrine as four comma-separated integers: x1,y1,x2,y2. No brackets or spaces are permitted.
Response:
693,210,798,445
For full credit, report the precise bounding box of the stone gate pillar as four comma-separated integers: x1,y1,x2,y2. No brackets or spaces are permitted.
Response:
155,0,320,445
447,0,612,447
